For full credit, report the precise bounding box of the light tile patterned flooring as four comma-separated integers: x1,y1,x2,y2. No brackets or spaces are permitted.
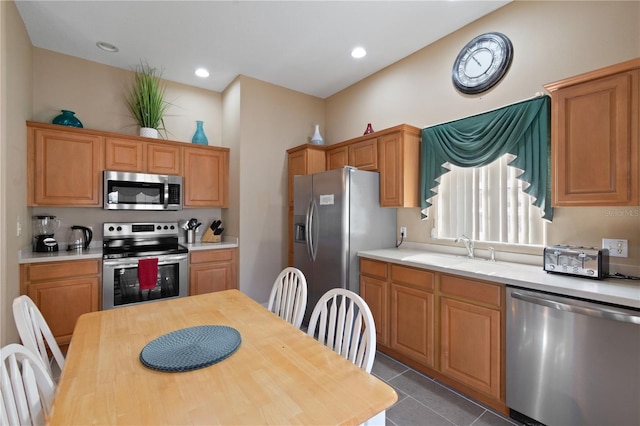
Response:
371,351,521,426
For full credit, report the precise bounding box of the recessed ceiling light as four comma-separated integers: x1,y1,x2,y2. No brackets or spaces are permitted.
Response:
96,41,118,53
351,47,367,59
195,68,210,78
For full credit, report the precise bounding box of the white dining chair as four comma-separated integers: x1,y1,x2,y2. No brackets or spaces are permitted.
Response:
12,296,65,381
307,288,377,373
1,343,56,426
267,267,308,329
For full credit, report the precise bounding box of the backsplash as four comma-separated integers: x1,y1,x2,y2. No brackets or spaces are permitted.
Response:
30,207,223,246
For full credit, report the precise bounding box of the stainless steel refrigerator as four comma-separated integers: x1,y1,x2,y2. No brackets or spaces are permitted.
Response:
293,167,397,324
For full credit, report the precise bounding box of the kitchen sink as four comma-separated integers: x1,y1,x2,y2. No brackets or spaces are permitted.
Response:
401,253,464,267
401,252,519,277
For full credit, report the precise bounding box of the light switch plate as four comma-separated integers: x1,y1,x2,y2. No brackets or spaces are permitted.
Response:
602,238,628,257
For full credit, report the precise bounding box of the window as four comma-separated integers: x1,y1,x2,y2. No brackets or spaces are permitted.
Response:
434,154,546,246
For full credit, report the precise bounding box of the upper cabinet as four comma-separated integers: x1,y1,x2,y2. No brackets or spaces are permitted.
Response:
183,145,229,208
544,58,640,206
28,124,103,206
27,122,230,208
104,137,181,175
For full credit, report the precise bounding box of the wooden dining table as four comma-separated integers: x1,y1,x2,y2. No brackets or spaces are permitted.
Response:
47,289,397,425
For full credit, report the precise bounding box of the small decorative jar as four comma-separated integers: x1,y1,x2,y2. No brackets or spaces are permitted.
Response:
363,123,374,135
192,121,208,145
310,124,324,145
52,110,83,128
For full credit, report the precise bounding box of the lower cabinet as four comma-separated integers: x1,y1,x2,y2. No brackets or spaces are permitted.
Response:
390,265,435,368
189,248,238,295
20,259,101,352
360,258,505,412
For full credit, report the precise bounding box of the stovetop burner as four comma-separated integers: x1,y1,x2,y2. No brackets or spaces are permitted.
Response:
103,222,188,259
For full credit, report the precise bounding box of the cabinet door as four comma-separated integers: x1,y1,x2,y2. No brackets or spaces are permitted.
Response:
390,283,435,367
30,128,103,206
105,138,144,172
189,262,233,295
378,131,420,207
348,138,378,170
361,275,389,346
146,143,181,175
440,297,501,399
26,277,99,348
183,147,229,207
326,146,348,170
552,70,639,205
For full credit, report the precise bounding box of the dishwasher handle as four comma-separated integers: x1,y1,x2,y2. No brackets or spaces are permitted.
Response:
511,290,640,325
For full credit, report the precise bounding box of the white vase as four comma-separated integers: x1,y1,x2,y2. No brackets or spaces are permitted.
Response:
139,127,159,138
310,124,324,145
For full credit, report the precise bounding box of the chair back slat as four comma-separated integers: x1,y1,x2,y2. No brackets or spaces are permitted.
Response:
267,267,308,329
307,289,377,373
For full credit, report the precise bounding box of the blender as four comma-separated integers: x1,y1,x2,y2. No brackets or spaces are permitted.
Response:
32,215,61,252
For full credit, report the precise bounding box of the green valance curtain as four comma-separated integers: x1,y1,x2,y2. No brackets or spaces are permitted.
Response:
420,95,553,220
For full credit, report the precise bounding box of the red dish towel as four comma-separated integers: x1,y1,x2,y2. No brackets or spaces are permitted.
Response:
138,258,159,290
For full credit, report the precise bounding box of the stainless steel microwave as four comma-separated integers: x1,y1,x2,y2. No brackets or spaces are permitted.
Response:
103,171,182,211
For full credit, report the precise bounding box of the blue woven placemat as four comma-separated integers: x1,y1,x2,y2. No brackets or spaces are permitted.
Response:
140,325,241,372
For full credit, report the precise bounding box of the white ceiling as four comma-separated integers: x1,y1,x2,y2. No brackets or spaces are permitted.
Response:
15,1,510,99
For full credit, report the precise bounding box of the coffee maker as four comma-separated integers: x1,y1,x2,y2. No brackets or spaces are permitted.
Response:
32,215,61,252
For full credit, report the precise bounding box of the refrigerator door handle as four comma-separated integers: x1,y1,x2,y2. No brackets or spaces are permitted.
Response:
305,199,315,261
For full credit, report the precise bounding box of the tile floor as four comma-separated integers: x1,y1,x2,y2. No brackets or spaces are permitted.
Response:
371,351,521,426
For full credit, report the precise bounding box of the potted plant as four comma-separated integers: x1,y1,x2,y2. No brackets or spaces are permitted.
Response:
125,61,170,138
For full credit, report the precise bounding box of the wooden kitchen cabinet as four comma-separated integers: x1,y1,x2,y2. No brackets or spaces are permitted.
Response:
20,259,100,352
360,259,507,413
439,274,503,400
28,124,103,206
327,138,378,171
390,264,435,368
360,259,389,346
189,248,238,295
104,137,182,175
544,58,640,206
287,145,326,264
378,126,421,207
182,145,229,208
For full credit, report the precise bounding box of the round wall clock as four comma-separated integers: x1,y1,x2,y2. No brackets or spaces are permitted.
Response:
452,32,513,95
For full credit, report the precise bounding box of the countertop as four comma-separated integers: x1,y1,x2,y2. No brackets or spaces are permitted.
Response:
19,237,239,264
358,248,640,309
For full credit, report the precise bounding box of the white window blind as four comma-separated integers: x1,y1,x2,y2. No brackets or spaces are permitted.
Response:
436,154,546,245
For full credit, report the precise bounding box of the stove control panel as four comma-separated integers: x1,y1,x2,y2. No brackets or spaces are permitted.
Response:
104,222,179,238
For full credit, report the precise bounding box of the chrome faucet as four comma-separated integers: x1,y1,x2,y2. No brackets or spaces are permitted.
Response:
455,235,475,258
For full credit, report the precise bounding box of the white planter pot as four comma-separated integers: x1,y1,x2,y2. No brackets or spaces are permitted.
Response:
139,127,159,138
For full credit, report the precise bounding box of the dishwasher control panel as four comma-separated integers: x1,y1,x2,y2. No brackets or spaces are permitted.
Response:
543,245,609,279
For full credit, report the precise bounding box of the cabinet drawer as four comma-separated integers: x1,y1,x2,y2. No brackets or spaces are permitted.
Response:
391,264,434,291
440,275,502,308
360,259,387,279
24,260,100,282
190,249,234,264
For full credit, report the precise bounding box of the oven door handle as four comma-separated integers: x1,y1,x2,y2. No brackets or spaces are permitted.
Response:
103,255,187,268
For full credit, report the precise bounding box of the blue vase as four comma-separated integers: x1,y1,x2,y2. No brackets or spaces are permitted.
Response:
52,110,83,128
191,121,208,145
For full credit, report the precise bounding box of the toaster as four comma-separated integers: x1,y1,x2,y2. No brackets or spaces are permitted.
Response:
543,245,609,279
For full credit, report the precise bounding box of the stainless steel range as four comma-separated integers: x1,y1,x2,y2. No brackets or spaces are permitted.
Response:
102,222,188,309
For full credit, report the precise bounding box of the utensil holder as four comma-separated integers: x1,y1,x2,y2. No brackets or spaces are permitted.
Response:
201,228,221,243
185,229,196,244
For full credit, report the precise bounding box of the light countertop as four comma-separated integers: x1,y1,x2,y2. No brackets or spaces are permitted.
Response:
19,237,239,264
358,248,640,309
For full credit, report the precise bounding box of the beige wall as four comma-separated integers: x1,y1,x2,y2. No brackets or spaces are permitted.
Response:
326,1,640,272
233,75,324,302
1,0,33,346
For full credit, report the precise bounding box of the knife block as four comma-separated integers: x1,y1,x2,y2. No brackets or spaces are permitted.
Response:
201,228,221,243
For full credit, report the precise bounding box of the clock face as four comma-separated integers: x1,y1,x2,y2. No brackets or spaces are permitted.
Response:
452,32,513,95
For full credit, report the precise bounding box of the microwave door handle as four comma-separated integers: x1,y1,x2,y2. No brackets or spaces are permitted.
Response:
164,181,170,210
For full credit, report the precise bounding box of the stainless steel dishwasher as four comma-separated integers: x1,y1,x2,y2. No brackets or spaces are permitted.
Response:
506,286,640,426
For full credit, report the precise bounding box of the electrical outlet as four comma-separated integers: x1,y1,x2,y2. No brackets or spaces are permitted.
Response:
602,238,628,258
400,226,407,238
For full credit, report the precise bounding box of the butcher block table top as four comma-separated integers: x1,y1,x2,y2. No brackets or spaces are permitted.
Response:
48,289,397,425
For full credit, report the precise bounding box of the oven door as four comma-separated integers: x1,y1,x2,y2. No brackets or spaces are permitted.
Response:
102,254,188,309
